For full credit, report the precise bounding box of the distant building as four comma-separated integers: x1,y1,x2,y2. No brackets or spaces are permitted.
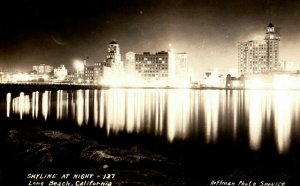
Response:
175,53,188,80
280,60,295,72
84,62,103,84
238,23,280,76
226,74,245,89
100,41,124,83
83,41,124,84
125,52,136,74
135,50,176,82
33,64,53,74
53,65,68,80
104,41,123,71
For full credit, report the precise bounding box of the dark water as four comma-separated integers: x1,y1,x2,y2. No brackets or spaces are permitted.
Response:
1,88,300,185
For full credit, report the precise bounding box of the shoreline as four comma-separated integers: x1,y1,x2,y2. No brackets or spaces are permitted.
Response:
0,119,185,185
2,82,300,91
1,118,300,185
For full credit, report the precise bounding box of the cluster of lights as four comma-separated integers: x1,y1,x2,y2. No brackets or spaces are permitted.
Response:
245,75,300,90
7,73,49,83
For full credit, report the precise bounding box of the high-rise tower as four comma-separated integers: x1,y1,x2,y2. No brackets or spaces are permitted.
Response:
105,41,121,68
265,23,280,72
238,23,280,76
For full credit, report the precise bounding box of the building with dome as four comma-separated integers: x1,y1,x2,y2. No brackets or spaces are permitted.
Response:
238,23,280,76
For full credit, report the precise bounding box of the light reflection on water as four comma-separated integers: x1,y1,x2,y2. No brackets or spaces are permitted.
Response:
5,89,300,154
273,91,293,154
248,91,264,151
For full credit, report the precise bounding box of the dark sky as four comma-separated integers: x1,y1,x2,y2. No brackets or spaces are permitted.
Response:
1,0,300,76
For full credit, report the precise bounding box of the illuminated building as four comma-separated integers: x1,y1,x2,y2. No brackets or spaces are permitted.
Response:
103,41,123,71
84,62,104,84
53,65,68,80
175,53,188,80
226,74,245,89
84,66,95,83
238,23,280,76
33,64,53,74
99,41,124,84
83,41,124,85
125,52,136,74
135,50,176,82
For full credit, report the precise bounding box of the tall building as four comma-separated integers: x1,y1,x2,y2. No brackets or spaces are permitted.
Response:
135,50,176,82
84,41,124,84
238,23,280,76
104,41,123,70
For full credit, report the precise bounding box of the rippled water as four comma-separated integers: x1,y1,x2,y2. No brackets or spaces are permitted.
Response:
3,89,300,154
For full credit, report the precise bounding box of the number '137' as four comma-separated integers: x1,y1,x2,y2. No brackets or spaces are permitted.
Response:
103,174,115,179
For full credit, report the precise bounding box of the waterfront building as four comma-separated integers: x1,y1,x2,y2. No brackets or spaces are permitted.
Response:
84,62,103,84
33,64,53,74
103,41,123,71
83,41,124,85
226,74,245,89
238,23,280,76
135,50,176,82
100,41,124,84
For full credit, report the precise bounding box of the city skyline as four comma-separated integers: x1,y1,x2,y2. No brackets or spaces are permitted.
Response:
1,0,300,76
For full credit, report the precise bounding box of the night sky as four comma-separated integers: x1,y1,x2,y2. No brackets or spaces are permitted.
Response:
1,0,300,76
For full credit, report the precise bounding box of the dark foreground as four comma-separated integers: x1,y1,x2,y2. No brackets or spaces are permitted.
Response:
1,119,300,186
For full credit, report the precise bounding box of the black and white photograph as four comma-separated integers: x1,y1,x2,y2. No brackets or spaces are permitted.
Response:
0,0,300,185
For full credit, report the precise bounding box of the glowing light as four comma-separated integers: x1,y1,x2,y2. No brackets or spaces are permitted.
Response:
167,89,191,142
106,89,126,135
232,90,238,141
56,90,63,120
32,92,35,119
42,74,49,80
99,91,105,128
126,90,135,133
245,75,300,90
11,73,31,82
73,59,85,73
42,91,49,121
93,90,98,127
11,92,31,120
65,93,69,119
71,93,76,121
274,91,292,154
245,78,267,89
76,90,84,126
32,92,39,119
19,92,24,120
204,90,219,144
231,80,240,87
84,90,90,124
272,75,300,90
6,93,11,117
248,91,264,151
